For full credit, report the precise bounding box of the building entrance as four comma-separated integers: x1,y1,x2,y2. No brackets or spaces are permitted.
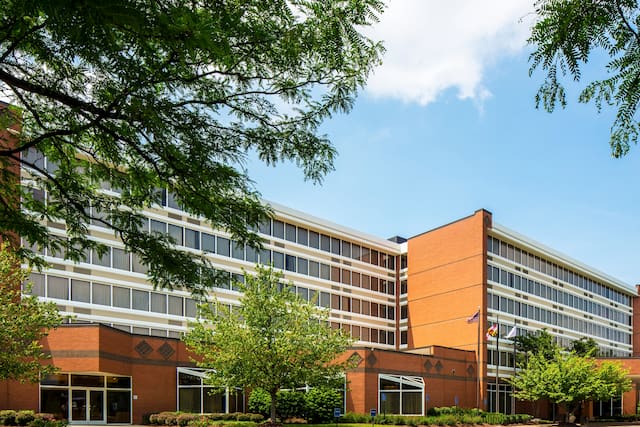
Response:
40,373,132,424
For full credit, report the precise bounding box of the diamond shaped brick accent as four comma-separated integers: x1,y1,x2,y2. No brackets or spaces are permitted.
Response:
157,342,175,360
134,340,153,357
435,360,443,372
424,360,433,371
348,352,363,367
366,352,377,366
467,364,475,376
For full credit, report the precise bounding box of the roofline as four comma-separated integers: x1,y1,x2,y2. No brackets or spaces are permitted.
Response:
408,208,492,240
266,200,403,253
492,223,635,295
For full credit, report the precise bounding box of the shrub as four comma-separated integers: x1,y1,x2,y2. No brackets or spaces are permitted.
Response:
340,412,369,424
484,412,506,425
276,391,306,420
249,414,265,423
248,389,271,418
15,411,35,426
28,414,66,427
304,387,342,423
0,410,17,426
177,413,200,426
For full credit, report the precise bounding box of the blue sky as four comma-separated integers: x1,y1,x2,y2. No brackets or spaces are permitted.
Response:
247,1,640,287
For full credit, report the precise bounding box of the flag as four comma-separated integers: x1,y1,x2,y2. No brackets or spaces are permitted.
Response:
505,325,517,339
466,309,480,324
486,323,498,339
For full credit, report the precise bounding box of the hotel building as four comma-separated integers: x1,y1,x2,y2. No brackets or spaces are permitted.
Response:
1,146,639,423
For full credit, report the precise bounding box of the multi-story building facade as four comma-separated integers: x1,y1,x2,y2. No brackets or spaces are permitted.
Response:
2,146,639,424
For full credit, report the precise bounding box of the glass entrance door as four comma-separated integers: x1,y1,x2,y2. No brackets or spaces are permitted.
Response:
71,390,104,423
90,390,104,421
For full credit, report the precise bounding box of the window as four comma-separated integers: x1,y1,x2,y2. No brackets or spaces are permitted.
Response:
272,252,284,269
92,248,111,267
168,296,183,316
285,223,296,242
320,234,330,252
47,276,68,300
297,228,308,245
93,283,111,306
151,292,167,313
113,286,130,308
273,220,285,239
309,231,320,249
216,237,230,257
71,279,91,302
112,248,130,271
185,229,200,250
169,224,183,246
177,367,244,414
331,237,340,255
132,290,149,311
285,255,296,272
298,258,308,275
150,220,166,235
232,241,244,260
243,246,257,263
202,233,215,253
379,374,424,415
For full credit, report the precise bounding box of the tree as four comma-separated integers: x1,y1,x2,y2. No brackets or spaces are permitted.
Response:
183,265,353,421
569,337,599,357
0,0,384,294
510,347,631,421
0,242,63,382
529,0,640,157
514,328,556,365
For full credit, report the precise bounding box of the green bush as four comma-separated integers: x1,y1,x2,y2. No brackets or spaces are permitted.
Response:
248,390,271,418
304,388,342,423
15,411,35,426
0,410,17,426
277,391,306,420
177,414,200,426
483,412,506,425
340,412,369,423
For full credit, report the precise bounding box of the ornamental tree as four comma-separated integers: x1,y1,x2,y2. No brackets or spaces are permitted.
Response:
183,265,353,421
510,347,631,420
529,0,640,156
0,242,63,382
0,0,384,294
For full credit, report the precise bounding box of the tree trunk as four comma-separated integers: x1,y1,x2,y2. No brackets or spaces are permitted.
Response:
270,389,277,422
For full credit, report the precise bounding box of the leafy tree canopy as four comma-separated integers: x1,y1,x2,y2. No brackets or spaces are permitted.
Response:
514,328,556,364
529,0,640,156
183,265,353,421
569,336,600,357
0,242,63,382
0,0,384,294
510,347,631,417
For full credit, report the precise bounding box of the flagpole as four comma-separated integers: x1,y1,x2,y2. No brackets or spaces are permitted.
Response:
495,315,499,413
512,324,516,415
476,306,480,410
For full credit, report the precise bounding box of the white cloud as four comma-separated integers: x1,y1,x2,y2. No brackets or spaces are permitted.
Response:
365,1,534,105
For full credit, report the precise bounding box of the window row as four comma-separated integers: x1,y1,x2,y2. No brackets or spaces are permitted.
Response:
488,265,631,326
486,349,515,368
251,218,397,271
242,280,396,321
487,292,632,345
26,273,199,318
488,236,631,306
332,322,395,346
22,149,399,271
144,218,397,295
29,229,397,297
